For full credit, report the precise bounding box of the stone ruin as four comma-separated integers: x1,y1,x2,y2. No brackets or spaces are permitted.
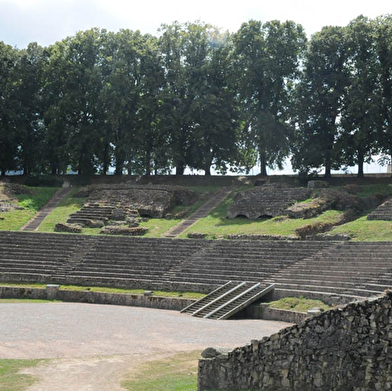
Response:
228,183,383,227
198,290,392,390
228,183,311,219
65,183,198,234
0,183,32,213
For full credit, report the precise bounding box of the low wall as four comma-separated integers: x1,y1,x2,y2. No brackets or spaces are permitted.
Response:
198,291,392,390
0,274,217,294
0,286,195,311
246,303,308,323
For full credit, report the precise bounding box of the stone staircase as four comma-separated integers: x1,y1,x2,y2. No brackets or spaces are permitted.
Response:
367,197,392,220
22,187,72,231
165,187,233,238
67,203,118,225
181,281,275,319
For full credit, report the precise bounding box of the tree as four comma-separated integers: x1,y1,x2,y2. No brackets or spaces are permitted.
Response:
374,15,392,174
14,43,47,175
233,20,307,176
292,26,349,177
0,41,18,176
339,16,381,178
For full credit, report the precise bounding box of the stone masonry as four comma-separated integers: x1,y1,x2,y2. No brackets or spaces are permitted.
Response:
198,291,392,390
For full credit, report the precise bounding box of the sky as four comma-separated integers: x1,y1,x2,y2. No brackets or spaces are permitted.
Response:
0,0,391,49
0,0,391,175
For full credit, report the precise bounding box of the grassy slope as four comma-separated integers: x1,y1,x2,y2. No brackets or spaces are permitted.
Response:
121,351,199,391
330,216,392,241
0,359,41,391
0,187,59,231
268,297,332,312
328,183,392,241
37,188,85,232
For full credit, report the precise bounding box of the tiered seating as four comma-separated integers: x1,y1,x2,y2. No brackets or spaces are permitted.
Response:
1,232,392,303
168,240,332,290
228,187,311,219
64,236,206,287
0,231,85,283
367,198,392,220
271,242,392,300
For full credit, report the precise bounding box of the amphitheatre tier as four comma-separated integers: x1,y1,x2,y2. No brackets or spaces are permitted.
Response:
1,231,391,303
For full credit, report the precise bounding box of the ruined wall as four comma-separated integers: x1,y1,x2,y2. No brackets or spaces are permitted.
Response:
198,292,392,390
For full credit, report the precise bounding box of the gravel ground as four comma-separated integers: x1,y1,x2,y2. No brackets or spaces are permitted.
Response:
0,302,291,390
0,302,291,359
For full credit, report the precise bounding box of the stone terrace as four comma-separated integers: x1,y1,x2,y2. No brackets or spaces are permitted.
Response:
0,231,392,302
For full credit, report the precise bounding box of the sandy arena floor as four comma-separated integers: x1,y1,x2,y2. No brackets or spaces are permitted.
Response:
0,302,291,390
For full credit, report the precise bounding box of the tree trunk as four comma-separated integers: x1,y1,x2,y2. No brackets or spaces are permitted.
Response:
389,136,392,178
259,151,268,176
102,143,109,175
357,148,364,178
324,153,332,178
115,153,124,175
204,149,212,176
0,169,5,177
145,149,151,176
176,161,184,176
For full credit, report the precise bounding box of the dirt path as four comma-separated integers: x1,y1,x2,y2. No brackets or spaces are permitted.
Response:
0,302,291,390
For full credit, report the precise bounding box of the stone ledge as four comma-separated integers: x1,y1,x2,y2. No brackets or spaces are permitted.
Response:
0,286,195,311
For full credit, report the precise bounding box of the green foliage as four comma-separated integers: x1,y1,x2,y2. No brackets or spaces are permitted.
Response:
0,359,41,391
292,25,348,177
1,15,392,177
233,20,307,175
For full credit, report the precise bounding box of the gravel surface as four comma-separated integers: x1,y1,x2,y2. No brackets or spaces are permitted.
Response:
0,302,290,359
0,303,291,390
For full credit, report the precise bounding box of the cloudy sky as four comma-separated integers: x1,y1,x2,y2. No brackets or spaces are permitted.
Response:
1,0,391,49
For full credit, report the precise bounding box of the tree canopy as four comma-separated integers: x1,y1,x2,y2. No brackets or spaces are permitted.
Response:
1,15,391,177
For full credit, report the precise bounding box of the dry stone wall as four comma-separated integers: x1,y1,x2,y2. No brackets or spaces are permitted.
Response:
198,291,392,390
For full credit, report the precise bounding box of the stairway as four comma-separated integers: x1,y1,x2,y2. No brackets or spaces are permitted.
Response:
181,281,275,320
367,197,392,221
22,187,73,232
164,187,232,238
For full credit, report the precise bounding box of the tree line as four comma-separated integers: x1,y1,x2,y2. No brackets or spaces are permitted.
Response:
0,15,391,177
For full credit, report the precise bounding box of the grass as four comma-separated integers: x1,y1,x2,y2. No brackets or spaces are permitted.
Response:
0,283,205,300
330,215,392,241
356,184,392,198
178,190,344,239
0,359,41,391
0,187,59,231
139,218,182,237
268,297,332,313
37,188,85,232
0,299,60,303
121,351,200,391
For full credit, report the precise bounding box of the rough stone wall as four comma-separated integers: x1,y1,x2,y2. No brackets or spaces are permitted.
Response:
198,292,392,390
